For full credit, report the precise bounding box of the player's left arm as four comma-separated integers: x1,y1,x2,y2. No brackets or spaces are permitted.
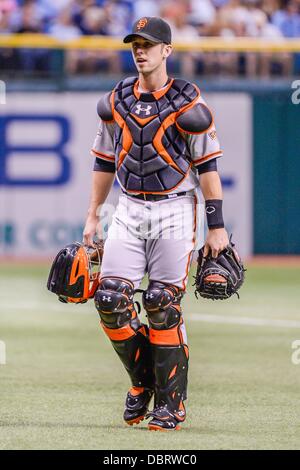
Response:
176,93,229,258
199,171,229,258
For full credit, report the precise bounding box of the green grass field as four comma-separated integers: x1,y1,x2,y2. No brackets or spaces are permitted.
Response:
0,263,300,450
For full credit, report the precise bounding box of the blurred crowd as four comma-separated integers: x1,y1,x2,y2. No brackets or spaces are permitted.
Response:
1,0,300,76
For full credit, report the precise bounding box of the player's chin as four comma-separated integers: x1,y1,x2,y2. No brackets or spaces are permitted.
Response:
136,62,151,73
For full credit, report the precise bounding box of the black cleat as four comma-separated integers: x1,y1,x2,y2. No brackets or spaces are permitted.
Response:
147,405,184,431
124,387,154,426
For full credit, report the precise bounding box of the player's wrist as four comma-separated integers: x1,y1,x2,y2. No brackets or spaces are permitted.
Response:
205,199,224,229
87,209,99,219
208,226,225,232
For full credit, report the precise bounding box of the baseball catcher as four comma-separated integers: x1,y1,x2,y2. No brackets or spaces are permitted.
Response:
77,16,238,431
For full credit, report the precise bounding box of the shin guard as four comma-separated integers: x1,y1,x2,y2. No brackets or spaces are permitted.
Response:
143,282,189,422
95,277,154,389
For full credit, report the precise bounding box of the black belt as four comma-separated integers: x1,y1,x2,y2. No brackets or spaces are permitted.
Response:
122,190,187,202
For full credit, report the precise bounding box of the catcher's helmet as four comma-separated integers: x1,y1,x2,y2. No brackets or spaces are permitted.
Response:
47,241,103,304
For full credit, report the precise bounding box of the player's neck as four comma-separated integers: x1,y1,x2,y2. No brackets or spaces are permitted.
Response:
138,68,168,93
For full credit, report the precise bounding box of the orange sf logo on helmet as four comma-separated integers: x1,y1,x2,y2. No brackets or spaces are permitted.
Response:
136,18,148,30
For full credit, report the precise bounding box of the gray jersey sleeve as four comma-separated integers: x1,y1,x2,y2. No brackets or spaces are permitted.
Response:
90,120,115,163
178,96,223,167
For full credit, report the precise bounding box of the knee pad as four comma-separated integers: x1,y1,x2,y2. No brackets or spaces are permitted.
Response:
142,282,183,330
95,277,138,329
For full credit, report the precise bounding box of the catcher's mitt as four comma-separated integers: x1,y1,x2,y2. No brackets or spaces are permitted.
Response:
194,240,245,300
47,240,104,304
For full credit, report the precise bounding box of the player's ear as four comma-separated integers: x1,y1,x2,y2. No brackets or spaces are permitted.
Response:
162,44,172,59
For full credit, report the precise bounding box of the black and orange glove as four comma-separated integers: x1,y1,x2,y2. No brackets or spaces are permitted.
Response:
194,239,245,300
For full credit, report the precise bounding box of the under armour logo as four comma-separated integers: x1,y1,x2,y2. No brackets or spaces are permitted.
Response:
102,295,112,302
146,293,154,299
135,104,152,116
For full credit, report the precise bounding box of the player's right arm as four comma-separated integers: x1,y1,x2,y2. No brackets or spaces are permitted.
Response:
83,171,115,247
83,92,115,247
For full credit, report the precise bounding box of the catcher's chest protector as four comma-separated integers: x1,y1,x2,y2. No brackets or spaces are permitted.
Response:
112,77,199,193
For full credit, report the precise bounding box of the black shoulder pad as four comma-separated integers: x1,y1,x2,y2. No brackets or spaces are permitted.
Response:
114,76,137,93
172,79,198,102
97,92,113,121
177,103,213,134
120,76,137,88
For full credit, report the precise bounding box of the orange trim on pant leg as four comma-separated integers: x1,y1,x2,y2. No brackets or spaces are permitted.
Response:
182,194,197,291
149,326,181,346
101,322,136,341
